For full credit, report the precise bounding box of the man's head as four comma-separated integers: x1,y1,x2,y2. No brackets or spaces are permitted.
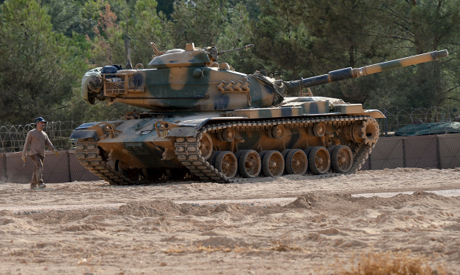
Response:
35,117,47,130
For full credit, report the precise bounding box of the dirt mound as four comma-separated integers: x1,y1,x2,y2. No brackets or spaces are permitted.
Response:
0,168,459,274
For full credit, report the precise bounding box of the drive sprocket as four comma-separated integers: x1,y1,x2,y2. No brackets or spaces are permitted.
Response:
359,117,380,145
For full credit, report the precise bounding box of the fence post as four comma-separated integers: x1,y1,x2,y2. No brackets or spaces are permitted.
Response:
402,137,406,168
384,109,388,137
67,150,72,182
436,136,441,169
368,153,372,170
2,153,6,181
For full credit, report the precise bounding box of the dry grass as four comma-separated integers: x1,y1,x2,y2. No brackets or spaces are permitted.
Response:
163,245,450,274
334,250,448,275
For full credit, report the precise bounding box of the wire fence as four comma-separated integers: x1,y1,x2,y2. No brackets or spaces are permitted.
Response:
0,107,459,152
382,106,459,136
0,121,83,153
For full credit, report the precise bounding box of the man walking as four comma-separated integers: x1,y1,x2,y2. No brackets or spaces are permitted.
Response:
22,117,58,189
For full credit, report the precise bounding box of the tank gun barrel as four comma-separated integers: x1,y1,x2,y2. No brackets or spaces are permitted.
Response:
286,50,448,93
218,44,254,55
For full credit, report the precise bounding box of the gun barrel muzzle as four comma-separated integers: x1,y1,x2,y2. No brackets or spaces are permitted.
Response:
357,50,448,76
296,49,449,89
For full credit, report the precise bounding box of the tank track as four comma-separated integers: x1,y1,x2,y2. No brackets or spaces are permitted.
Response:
175,115,376,183
75,141,151,185
75,115,376,185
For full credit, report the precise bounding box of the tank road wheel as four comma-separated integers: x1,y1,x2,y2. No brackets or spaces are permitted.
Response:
199,133,213,160
331,145,354,173
261,150,285,177
308,146,331,175
270,125,286,139
313,122,326,137
236,150,261,178
284,149,308,175
214,151,238,178
219,128,235,142
141,168,164,180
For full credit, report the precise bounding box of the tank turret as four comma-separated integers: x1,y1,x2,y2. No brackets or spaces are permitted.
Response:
73,43,449,185
82,44,447,112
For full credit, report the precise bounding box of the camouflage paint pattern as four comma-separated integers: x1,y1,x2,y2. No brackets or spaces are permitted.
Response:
72,44,448,183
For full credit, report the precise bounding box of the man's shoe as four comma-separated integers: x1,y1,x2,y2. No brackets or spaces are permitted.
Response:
38,183,46,189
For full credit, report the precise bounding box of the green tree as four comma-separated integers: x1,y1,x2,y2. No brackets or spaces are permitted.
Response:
0,0,87,125
41,0,86,37
75,0,170,122
251,0,314,80
375,0,460,110
128,0,171,65
252,0,460,112
253,0,397,106
85,2,124,66
156,0,174,19
216,3,264,73
169,0,228,48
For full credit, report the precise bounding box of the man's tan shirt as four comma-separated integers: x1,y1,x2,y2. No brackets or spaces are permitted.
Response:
22,129,56,158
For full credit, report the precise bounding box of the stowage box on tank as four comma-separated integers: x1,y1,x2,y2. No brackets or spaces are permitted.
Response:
71,43,448,184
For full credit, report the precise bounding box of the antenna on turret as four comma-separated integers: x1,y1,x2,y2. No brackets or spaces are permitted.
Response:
124,0,133,69
125,39,133,69
218,44,254,56
150,42,162,56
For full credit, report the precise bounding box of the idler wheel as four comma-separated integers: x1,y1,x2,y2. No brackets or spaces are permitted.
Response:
270,125,286,139
199,133,213,160
307,146,331,175
283,149,308,175
214,151,238,178
219,128,235,142
330,145,354,173
261,150,285,177
236,150,261,178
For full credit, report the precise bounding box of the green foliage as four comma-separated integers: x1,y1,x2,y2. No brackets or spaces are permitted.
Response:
156,0,174,19
0,0,87,125
376,0,460,109
216,3,263,73
1,0,459,125
252,0,314,79
128,0,171,65
252,0,460,111
169,0,228,48
253,0,397,105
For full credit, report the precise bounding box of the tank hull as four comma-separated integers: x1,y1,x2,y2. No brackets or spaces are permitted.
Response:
71,97,383,184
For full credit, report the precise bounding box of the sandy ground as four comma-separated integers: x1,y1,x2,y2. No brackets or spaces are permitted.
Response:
0,167,460,274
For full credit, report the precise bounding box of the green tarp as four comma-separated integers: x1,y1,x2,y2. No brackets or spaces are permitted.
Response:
395,122,460,136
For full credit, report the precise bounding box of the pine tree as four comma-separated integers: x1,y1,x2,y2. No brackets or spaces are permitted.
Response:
0,0,87,124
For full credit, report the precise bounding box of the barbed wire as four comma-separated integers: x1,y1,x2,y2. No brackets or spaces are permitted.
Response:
0,121,83,153
381,106,459,135
0,107,459,152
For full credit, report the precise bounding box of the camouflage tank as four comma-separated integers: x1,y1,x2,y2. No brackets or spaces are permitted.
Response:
71,43,448,184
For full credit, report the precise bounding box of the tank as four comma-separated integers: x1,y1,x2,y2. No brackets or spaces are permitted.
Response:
71,43,448,184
